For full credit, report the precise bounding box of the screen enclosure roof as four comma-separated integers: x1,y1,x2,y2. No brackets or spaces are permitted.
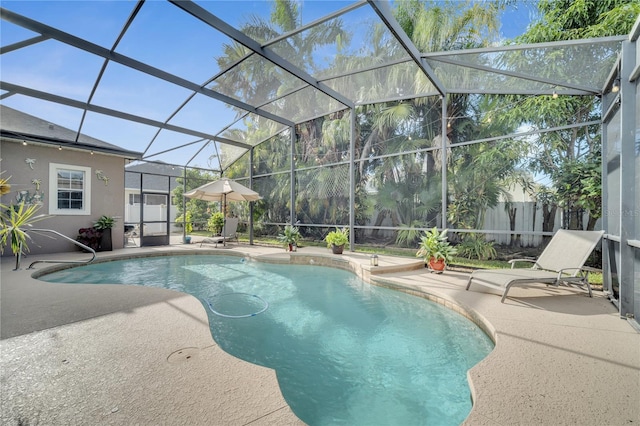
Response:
0,0,625,170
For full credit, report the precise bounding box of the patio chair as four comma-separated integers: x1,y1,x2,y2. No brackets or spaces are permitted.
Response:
200,217,239,248
124,224,137,246
466,229,604,303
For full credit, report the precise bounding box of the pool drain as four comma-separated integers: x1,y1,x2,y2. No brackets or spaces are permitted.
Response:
167,347,200,364
207,292,268,318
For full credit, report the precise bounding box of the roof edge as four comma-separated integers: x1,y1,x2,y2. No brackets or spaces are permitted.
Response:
1,131,143,159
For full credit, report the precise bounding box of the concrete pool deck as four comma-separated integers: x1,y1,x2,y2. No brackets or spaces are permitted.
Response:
1,243,638,425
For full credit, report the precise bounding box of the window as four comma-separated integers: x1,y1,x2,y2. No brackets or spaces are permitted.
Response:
128,193,167,205
145,194,167,205
49,163,91,215
129,193,141,205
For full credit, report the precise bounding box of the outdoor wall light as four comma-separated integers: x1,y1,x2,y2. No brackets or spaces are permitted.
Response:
370,254,379,266
612,78,620,93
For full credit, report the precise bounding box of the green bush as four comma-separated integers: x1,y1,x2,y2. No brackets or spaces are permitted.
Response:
208,212,225,235
456,233,496,260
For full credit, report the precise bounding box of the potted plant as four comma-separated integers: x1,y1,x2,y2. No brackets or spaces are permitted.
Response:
94,215,117,251
76,227,103,252
277,224,301,251
416,227,457,273
325,227,349,254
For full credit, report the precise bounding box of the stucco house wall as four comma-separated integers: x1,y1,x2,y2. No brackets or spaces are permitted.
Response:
1,140,128,255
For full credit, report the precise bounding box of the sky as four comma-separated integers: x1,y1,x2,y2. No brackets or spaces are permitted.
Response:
500,1,538,39
1,0,537,167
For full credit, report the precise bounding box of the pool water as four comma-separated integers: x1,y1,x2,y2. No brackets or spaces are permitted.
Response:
42,255,494,425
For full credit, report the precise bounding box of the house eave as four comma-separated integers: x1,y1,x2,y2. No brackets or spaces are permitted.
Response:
1,131,143,160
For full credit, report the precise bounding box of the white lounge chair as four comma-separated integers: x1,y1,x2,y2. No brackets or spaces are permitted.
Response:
466,229,604,303
200,217,239,248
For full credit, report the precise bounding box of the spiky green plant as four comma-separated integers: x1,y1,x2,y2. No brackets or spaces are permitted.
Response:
277,224,301,247
0,201,48,256
456,233,497,260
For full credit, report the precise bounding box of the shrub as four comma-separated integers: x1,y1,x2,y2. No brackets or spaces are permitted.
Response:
208,212,225,235
456,233,496,260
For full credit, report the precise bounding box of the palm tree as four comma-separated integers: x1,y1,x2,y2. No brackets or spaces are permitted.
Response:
356,0,508,246
219,0,351,232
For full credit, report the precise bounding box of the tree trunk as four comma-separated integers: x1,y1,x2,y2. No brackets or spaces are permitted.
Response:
531,200,537,247
508,206,521,247
371,211,387,238
542,203,557,244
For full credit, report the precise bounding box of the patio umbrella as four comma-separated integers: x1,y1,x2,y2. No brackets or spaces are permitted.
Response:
184,178,261,246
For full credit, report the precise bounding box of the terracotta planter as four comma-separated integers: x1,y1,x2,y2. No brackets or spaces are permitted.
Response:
428,257,446,273
331,244,344,254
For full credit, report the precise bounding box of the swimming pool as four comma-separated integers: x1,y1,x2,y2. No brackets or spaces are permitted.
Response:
41,254,494,425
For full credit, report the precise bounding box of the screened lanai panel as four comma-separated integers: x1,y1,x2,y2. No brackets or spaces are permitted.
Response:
267,2,409,81
219,112,287,147
446,139,535,235
252,174,291,224
168,93,241,138
260,85,346,124
218,143,250,171
323,61,436,103
226,176,252,224
209,53,306,107
146,139,220,170
252,133,291,175
91,62,196,123
188,142,223,170
199,0,357,41
144,130,212,165
0,39,104,102
606,108,622,236
80,111,158,151
378,134,443,158
636,86,640,251
426,40,623,92
361,152,442,231
227,149,251,179
116,0,244,84
426,61,559,94
296,164,350,225
294,113,351,169
2,1,132,47
447,94,540,145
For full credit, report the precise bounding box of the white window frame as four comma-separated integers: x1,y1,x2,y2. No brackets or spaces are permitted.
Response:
48,163,92,215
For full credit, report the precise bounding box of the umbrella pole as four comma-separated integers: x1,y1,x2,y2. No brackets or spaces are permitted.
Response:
223,194,226,247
